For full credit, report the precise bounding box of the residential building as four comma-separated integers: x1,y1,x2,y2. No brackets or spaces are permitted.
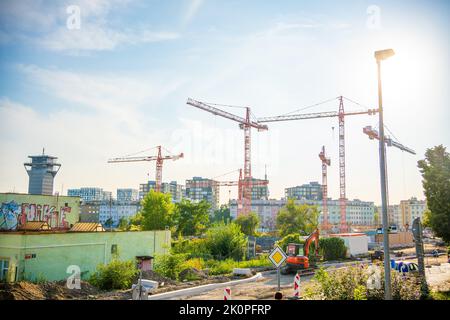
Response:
399,197,427,229
79,201,100,223
67,187,112,202
98,201,140,227
185,177,219,211
251,178,269,200
0,193,80,231
285,182,323,201
0,229,171,282
230,198,375,232
139,181,184,203
24,152,61,196
117,188,138,202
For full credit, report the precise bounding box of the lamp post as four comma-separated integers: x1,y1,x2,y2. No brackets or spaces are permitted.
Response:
375,48,395,300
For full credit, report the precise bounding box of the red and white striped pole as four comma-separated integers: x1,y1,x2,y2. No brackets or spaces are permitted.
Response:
293,273,301,298
223,287,232,300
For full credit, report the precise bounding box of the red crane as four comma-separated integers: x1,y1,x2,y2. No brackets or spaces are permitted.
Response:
108,146,184,193
319,146,331,232
258,96,378,233
214,169,269,212
187,98,268,216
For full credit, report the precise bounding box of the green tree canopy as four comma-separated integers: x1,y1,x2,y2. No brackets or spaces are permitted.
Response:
204,223,247,260
211,205,232,224
138,190,176,231
417,145,450,243
175,199,211,237
234,212,259,236
276,199,319,238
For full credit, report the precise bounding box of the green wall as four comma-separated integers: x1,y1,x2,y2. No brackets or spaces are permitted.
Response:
0,230,170,282
0,193,80,231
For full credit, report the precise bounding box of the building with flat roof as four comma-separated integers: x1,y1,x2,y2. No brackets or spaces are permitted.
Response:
285,182,322,201
24,151,61,196
67,187,112,202
185,177,219,211
230,198,375,232
139,181,184,203
117,188,138,202
0,229,170,282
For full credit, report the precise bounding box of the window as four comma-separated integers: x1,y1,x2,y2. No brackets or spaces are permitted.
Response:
0,259,9,282
111,245,118,254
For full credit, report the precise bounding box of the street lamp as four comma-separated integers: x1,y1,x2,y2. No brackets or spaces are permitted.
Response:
375,48,395,300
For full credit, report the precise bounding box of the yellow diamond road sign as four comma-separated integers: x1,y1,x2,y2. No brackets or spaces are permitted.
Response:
269,246,287,268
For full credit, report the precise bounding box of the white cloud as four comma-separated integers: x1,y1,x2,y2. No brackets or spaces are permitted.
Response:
0,0,180,54
183,0,204,25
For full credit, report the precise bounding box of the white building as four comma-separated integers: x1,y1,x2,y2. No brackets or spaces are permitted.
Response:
68,187,112,202
230,198,375,232
117,188,139,202
99,201,140,227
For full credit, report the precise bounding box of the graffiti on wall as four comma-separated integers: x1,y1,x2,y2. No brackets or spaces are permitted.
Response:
0,200,72,230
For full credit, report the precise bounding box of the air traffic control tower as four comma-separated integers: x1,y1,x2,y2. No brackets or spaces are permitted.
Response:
24,149,61,195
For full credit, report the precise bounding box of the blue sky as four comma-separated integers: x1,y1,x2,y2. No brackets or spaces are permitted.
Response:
0,0,449,205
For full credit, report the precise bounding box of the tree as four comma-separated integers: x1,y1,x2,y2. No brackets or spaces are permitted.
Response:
118,217,129,231
417,145,450,243
175,199,211,237
211,205,232,224
138,190,176,231
234,212,259,236
276,199,319,238
204,223,247,260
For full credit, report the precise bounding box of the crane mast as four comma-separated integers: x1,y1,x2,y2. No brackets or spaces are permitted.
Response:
338,96,347,233
319,146,331,232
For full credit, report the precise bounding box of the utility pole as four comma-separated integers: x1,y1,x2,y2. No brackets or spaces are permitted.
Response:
375,48,395,300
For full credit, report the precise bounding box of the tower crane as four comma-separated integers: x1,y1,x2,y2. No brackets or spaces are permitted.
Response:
108,146,184,193
213,169,269,212
319,146,331,232
187,98,268,216
258,96,378,233
363,126,416,154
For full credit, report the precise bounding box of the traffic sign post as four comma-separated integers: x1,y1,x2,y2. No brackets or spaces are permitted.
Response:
268,246,288,292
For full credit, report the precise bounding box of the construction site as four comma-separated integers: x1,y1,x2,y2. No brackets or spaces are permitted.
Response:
0,1,449,308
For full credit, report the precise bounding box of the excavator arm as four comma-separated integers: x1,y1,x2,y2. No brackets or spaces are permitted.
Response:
303,229,320,257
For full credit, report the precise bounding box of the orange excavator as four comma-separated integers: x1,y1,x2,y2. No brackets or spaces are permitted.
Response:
281,229,320,274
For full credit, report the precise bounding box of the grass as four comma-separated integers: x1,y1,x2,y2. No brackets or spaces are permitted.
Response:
430,290,450,300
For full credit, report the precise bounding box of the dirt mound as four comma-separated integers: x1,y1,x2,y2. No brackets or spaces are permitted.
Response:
136,270,177,286
179,268,208,281
0,281,101,300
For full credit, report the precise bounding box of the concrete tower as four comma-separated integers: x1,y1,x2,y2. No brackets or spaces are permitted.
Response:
24,149,61,195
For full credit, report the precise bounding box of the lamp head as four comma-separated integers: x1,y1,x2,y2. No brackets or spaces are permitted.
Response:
375,49,395,61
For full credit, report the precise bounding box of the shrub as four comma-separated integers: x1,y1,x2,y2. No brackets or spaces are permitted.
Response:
172,238,211,259
204,223,247,260
205,259,235,275
319,237,347,261
89,259,138,290
276,233,302,253
239,255,272,268
302,265,421,300
153,253,187,280
181,258,206,271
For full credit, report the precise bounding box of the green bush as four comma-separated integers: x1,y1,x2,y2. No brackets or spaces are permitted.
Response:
204,223,247,260
153,253,187,280
302,265,421,300
238,255,272,268
89,259,138,290
171,238,212,259
319,237,347,261
205,259,235,275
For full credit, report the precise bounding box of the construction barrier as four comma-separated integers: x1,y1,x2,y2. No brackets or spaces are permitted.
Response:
223,287,231,300
293,274,301,298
